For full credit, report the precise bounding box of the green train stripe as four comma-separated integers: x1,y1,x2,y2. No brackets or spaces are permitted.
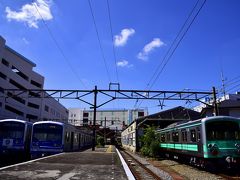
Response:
160,143,198,151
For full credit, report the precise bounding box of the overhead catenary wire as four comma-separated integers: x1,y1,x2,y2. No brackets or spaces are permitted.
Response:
217,75,240,96
106,0,120,83
148,0,207,90
225,83,240,94
135,0,207,109
145,0,202,90
88,0,112,83
32,1,88,89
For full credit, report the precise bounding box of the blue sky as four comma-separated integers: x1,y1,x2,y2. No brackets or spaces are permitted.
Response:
0,0,240,113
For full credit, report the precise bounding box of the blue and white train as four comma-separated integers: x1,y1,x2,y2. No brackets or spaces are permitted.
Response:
30,121,92,159
0,119,32,159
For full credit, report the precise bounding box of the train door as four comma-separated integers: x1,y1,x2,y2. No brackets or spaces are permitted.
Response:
78,133,81,149
196,127,203,155
70,132,74,150
190,127,202,156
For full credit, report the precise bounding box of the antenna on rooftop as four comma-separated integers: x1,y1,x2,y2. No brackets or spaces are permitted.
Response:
221,68,226,99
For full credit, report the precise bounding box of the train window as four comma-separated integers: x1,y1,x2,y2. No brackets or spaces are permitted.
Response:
206,121,240,140
197,127,201,142
190,129,196,142
172,132,179,142
181,131,187,142
0,122,24,138
167,133,170,141
75,134,78,142
160,134,165,142
33,124,62,142
65,132,70,142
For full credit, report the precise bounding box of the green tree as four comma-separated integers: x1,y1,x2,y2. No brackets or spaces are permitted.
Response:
140,126,160,157
96,135,105,147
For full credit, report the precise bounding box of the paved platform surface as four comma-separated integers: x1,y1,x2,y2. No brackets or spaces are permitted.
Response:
0,146,128,180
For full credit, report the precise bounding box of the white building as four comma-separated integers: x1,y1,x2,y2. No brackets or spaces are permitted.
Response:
68,108,148,130
0,36,68,122
194,92,240,117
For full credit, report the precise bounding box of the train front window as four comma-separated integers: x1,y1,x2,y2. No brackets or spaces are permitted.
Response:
33,124,62,142
0,122,24,139
206,121,240,140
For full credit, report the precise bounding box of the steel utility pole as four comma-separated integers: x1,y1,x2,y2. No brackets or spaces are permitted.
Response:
104,117,106,145
92,86,98,151
212,86,219,116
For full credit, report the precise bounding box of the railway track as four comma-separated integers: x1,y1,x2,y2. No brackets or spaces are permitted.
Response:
217,169,240,180
119,150,162,180
119,149,240,180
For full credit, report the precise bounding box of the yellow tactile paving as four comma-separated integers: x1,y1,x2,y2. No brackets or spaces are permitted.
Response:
106,145,113,153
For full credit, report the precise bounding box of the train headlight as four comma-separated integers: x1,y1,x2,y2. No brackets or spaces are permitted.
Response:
235,143,240,149
208,143,218,156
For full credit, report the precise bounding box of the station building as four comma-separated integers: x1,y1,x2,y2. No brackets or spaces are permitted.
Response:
121,106,201,152
0,36,68,122
68,108,148,130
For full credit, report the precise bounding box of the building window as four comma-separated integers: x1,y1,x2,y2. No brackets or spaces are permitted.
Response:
29,91,41,97
30,80,42,88
0,86,4,93
83,119,88,126
28,102,39,109
2,58,9,67
83,112,89,117
26,114,38,120
44,105,49,112
5,105,24,116
0,72,7,80
111,121,114,125
11,66,29,81
0,102,2,107
9,79,26,90
7,92,25,104
138,111,144,116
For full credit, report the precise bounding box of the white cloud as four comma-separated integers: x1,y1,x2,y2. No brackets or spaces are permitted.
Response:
114,28,135,47
137,38,165,61
117,60,133,68
5,0,53,28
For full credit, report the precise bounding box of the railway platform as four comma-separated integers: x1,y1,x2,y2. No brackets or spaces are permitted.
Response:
0,146,129,180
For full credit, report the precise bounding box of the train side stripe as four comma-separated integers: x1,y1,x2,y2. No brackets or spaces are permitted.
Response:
160,143,198,151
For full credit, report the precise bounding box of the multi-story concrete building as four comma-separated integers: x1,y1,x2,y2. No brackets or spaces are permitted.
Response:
68,108,148,130
0,36,68,122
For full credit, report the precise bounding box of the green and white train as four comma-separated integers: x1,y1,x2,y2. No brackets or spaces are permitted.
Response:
157,116,240,168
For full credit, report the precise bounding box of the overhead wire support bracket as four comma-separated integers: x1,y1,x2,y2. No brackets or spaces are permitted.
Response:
3,86,216,151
